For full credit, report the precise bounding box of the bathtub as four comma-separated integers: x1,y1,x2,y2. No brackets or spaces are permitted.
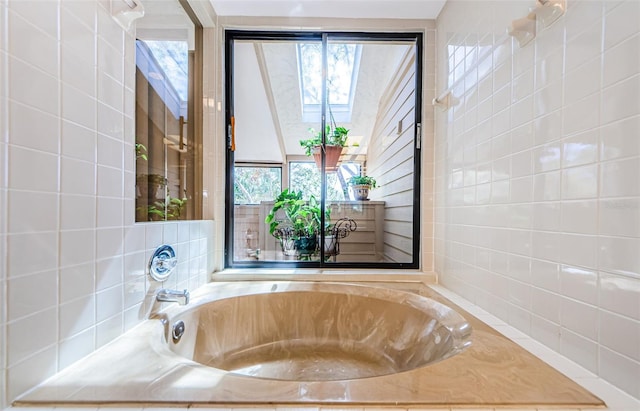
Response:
167,281,472,381
16,281,604,408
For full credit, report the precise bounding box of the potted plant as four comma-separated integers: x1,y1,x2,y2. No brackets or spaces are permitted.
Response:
136,173,167,201
265,189,328,257
147,190,188,221
135,142,166,204
348,175,377,201
299,125,349,172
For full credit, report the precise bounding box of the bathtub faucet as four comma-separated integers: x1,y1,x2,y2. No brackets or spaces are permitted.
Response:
156,288,190,305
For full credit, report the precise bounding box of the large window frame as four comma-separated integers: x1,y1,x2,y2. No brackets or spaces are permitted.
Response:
224,30,423,269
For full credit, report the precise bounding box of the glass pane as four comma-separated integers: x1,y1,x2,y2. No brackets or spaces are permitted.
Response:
298,43,361,123
324,38,417,264
234,166,282,205
227,33,420,267
289,162,359,201
232,39,323,263
134,2,196,222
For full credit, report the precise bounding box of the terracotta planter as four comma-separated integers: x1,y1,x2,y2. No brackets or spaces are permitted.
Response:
351,184,371,201
311,145,344,172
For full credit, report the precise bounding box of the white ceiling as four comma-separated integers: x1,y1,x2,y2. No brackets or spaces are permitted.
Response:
232,41,411,163
207,0,447,20
138,0,434,163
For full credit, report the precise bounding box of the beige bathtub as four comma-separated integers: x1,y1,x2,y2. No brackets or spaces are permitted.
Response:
15,281,604,408
167,282,472,381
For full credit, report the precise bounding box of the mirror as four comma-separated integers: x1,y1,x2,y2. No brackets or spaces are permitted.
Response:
135,0,201,222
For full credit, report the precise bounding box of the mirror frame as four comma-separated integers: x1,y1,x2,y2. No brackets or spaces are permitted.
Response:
134,0,204,223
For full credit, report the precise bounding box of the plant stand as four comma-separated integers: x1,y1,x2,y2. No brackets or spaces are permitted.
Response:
324,217,357,261
280,237,297,257
273,227,298,258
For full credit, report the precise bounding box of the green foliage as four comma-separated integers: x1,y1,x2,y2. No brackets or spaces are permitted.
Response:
145,189,188,221
135,143,148,161
234,167,281,204
265,189,329,239
289,162,347,201
165,195,188,219
348,175,377,188
299,125,349,156
299,43,358,106
136,173,166,187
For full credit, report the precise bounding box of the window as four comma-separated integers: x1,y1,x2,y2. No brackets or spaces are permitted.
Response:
234,166,282,204
298,43,362,123
226,30,423,268
289,161,360,201
144,41,189,100
136,40,189,119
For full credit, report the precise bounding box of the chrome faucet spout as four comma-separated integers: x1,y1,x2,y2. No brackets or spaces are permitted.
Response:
156,288,190,305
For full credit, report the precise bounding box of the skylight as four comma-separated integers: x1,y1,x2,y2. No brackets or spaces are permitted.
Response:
298,43,361,123
136,40,189,118
144,40,189,101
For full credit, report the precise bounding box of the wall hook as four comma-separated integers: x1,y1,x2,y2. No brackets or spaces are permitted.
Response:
507,12,537,48
532,0,566,27
111,0,145,31
432,91,459,111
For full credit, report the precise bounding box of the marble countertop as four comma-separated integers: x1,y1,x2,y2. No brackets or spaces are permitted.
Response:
15,281,604,408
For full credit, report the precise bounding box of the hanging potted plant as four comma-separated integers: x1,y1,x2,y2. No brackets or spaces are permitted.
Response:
299,125,349,172
348,175,377,201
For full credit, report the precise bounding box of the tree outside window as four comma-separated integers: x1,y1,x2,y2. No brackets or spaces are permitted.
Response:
289,162,360,201
234,166,282,204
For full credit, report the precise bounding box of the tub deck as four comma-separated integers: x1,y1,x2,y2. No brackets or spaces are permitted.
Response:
15,281,605,408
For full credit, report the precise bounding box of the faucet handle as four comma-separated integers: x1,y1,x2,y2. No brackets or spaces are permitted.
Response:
149,245,177,281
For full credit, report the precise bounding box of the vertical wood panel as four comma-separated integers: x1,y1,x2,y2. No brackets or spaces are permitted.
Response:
367,47,417,263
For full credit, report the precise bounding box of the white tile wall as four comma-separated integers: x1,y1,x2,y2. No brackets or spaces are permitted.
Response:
0,1,215,407
1,0,8,407
435,0,640,400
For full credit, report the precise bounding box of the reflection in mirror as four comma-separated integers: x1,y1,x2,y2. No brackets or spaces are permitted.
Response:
135,0,199,222
229,33,420,267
